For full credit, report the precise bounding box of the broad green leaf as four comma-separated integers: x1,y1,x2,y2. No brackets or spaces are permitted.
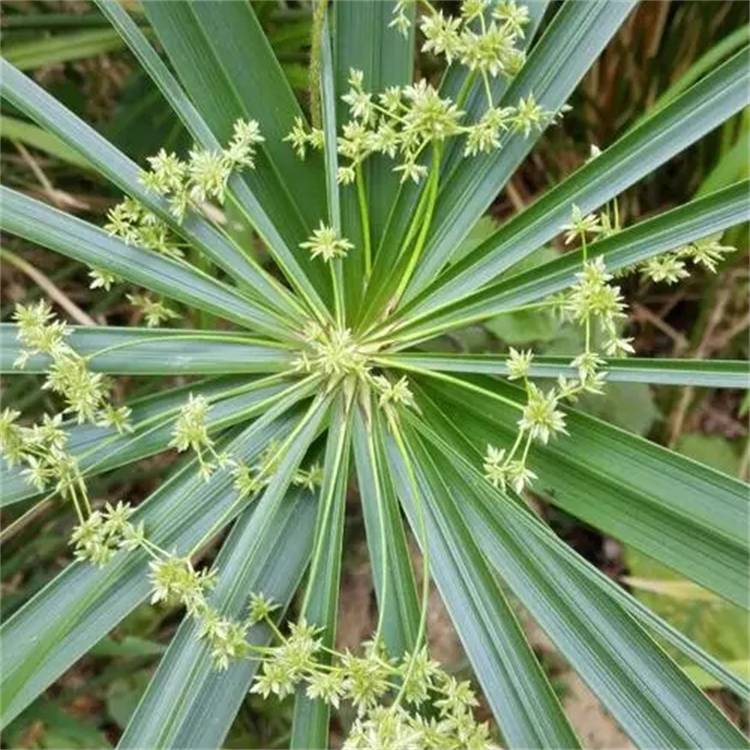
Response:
140,0,330,304
291,396,352,749
413,374,749,607
0,61,293,314
393,180,750,342
94,0,313,321
405,0,637,299
118,394,333,749
384,352,750,388
352,406,420,657
0,324,294,376
382,417,580,749
0,188,294,340
0,409,302,726
409,413,747,748
406,49,750,318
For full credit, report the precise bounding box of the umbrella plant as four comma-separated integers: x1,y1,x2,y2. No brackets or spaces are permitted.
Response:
1,0,748,747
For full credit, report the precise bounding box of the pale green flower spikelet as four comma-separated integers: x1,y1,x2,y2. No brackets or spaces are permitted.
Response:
562,203,602,245
292,461,324,491
284,115,324,159
69,501,144,566
301,221,354,262
247,592,280,625
149,554,217,615
88,268,120,291
640,233,735,284
518,382,567,444
127,293,180,327
169,393,230,480
373,375,416,410
505,347,533,380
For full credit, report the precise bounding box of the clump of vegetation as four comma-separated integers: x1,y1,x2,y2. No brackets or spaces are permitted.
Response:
1,0,748,748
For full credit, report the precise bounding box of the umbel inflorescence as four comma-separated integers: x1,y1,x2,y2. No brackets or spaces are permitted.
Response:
1,1,737,748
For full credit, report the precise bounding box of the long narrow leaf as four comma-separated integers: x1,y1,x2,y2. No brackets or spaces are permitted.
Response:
406,48,750,318
291,396,352,749
384,352,750,389
0,188,295,340
409,414,747,748
0,324,293,376
382,416,580,749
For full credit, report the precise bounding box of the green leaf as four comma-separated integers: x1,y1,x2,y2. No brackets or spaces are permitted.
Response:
3,28,126,69
139,0,331,305
405,0,637,299
393,181,750,341
351,406,420,657
118,396,333,749
413,374,750,607
291,396,352,749
0,409,302,726
410,412,747,748
0,324,294,376
0,115,93,170
0,187,294,339
119,491,316,749
405,48,750,318
334,0,415,315
94,0,312,320
676,433,744,476
382,416,580,749
384,352,750,389
0,61,293,314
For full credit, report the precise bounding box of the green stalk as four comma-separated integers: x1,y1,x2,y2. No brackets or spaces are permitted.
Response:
355,164,373,277
392,145,442,304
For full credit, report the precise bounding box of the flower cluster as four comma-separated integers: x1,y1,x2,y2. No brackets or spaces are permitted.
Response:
640,233,735,284
126,293,180,328
287,0,558,187
324,68,552,185
138,119,264,221
248,606,494,750
301,222,354,263
103,118,263,281
104,196,183,260
70,501,145,565
293,324,371,385
169,393,228,480
12,301,131,431
284,116,324,159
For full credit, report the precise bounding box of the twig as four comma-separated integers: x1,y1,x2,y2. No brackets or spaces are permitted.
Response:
1,247,95,325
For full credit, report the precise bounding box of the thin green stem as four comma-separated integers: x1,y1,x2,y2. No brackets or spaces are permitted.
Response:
355,164,372,278
393,145,442,304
